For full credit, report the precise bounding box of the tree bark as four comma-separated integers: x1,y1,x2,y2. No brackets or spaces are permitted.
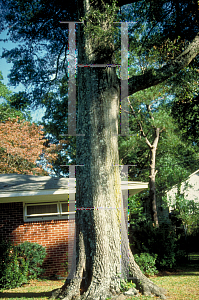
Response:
50,2,167,300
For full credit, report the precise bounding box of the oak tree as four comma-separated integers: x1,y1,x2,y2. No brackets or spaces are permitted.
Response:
1,0,199,299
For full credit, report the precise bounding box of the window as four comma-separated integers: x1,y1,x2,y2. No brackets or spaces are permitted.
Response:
24,201,75,222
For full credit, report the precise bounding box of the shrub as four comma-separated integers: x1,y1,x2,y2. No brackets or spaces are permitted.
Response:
0,240,47,290
134,253,158,276
0,240,28,289
131,222,178,269
16,241,47,280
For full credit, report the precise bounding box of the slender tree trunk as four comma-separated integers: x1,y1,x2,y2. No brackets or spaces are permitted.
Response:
128,101,160,227
149,129,159,228
51,1,166,299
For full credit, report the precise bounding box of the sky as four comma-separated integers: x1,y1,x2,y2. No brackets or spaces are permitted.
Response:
0,30,45,123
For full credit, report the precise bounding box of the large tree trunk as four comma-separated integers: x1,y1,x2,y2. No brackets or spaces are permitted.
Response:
51,1,166,299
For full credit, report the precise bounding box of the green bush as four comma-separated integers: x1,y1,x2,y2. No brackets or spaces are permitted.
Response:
131,222,178,269
134,253,158,276
0,240,46,290
16,241,47,280
0,240,28,289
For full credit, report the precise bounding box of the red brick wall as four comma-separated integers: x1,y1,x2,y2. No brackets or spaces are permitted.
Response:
0,202,75,277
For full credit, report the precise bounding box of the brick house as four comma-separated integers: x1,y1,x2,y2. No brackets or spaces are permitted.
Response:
0,174,148,278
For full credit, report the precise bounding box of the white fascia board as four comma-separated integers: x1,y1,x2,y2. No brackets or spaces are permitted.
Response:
121,181,148,190
0,188,75,200
0,193,73,203
121,181,148,196
0,181,148,202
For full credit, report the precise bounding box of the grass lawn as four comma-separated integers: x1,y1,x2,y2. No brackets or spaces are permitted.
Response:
149,261,199,300
0,255,198,300
0,279,65,300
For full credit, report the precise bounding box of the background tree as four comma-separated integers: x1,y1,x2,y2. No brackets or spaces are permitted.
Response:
0,73,67,176
119,91,199,224
118,33,199,227
1,0,199,299
171,93,199,146
0,74,58,175
8,84,76,176
0,113,58,175
0,102,24,121
0,89,58,175
0,71,12,101
127,89,172,228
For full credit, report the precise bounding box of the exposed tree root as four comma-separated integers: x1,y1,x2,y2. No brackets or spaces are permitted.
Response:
50,266,167,300
50,273,122,300
128,250,167,299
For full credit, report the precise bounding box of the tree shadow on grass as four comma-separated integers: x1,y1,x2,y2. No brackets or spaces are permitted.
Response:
156,271,199,277
156,262,199,277
0,291,52,298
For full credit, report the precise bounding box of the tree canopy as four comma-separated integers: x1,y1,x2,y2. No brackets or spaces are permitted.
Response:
1,0,199,177
1,0,199,299
0,112,58,175
1,0,198,106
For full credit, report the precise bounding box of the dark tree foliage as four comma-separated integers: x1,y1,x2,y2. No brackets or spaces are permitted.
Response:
171,93,199,145
1,0,199,177
1,0,198,108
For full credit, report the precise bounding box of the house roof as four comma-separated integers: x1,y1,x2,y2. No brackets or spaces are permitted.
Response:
187,169,199,178
167,169,199,209
0,174,148,203
167,169,199,193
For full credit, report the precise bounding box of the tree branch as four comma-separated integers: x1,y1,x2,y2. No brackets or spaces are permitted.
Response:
50,44,65,82
153,128,160,149
126,32,199,96
146,104,154,121
128,98,152,148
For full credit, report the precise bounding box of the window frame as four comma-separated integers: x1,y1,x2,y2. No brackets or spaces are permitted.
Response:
23,201,75,222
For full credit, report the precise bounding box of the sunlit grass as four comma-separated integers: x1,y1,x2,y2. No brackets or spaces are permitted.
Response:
129,259,199,300
150,271,199,300
0,279,65,300
0,258,199,300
